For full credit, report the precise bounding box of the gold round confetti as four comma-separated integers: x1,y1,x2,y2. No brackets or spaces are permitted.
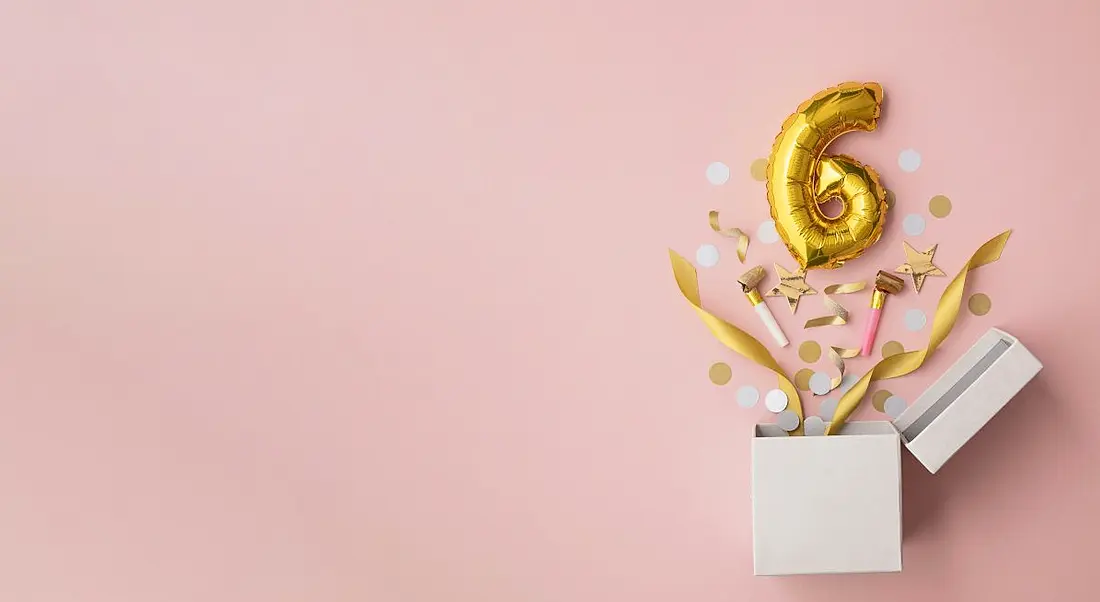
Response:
798,340,822,363
872,390,893,413
928,194,952,218
881,340,904,359
968,293,992,316
708,362,732,385
750,158,768,182
794,368,814,391
885,189,896,209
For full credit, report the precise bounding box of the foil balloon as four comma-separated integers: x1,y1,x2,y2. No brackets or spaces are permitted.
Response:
766,82,888,269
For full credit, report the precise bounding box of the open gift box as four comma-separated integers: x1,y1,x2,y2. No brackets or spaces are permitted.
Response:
750,328,1042,576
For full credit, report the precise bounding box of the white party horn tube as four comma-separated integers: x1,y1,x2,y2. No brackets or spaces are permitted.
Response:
738,266,789,347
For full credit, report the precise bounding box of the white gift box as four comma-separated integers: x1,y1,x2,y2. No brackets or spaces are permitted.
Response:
751,328,1041,576
751,422,903,575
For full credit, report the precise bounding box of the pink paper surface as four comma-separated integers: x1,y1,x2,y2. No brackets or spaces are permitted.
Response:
0,1,1096,600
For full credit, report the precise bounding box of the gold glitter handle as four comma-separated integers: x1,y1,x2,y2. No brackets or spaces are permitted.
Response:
870,289,886,310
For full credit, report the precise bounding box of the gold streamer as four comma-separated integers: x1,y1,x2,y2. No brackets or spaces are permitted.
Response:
803,282,866,328
803,281,865,394
826,345,860,392
669,249,804,435
824,231,1012,435
708,211,749,263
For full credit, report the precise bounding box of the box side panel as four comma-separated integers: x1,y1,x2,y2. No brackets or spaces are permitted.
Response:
752,434,902,575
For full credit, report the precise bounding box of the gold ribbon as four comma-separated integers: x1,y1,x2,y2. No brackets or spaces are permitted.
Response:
803,282,864,394
804,282,866,328
708,211,749,263
826,345,860,393
825,231,1012,434
670,250,804,435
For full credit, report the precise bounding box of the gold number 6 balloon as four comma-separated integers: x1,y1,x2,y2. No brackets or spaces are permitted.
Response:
766,82,887,269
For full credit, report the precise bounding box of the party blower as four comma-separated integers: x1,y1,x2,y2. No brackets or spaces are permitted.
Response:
738,266,789,347
860,270,905,356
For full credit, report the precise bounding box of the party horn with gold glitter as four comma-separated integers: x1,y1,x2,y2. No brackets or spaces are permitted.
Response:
860,271,905,356
738,266,789,347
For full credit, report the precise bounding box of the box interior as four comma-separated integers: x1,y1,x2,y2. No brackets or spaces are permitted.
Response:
899,337,1011,442
755,421,897,438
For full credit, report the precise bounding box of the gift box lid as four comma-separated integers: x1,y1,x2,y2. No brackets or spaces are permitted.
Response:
892,328,1042,474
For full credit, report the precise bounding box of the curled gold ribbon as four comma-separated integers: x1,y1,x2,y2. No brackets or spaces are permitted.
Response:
670,249,804,435
826,345,860,393
802,282,865,394
825,231,1012,434
708,211,749,263
804,282,866,328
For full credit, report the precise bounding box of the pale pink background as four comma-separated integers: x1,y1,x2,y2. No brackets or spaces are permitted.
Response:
0,1,1097,600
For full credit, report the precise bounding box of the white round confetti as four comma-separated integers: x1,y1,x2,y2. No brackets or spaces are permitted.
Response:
736,386,760,409
903,213,926,236
904,308,927,332
706,161,731,185
818,398,838,421
803,416,826,436
839,374,859,393
757,219,779,244
776,410,801,432
764,388,788,413
898,149,922,173
695,244,720,268
884,395,908,419
809,372,832,396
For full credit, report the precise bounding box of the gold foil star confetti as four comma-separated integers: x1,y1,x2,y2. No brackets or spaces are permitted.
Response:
766,263,816,313
895,242,946,292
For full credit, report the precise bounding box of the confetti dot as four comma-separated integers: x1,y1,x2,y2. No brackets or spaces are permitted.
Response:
736,386,760,408
708,362,732,385
776,410,801,432
750,158,768,182
839,374,859,393
809,372,832,396
969,293,992,316
885,189,896,209
904,309,927,332
794,368,814,391
929,195,952,218
872,390,893,413
695,244,720,268
803,416,826,436
903,214,926,236
898,149,922,173
798,340,822,363
757,220,779,244
706,162,730,185
884,395,908,419
818,398,839,421
765,389,789,413
882,341,904,358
